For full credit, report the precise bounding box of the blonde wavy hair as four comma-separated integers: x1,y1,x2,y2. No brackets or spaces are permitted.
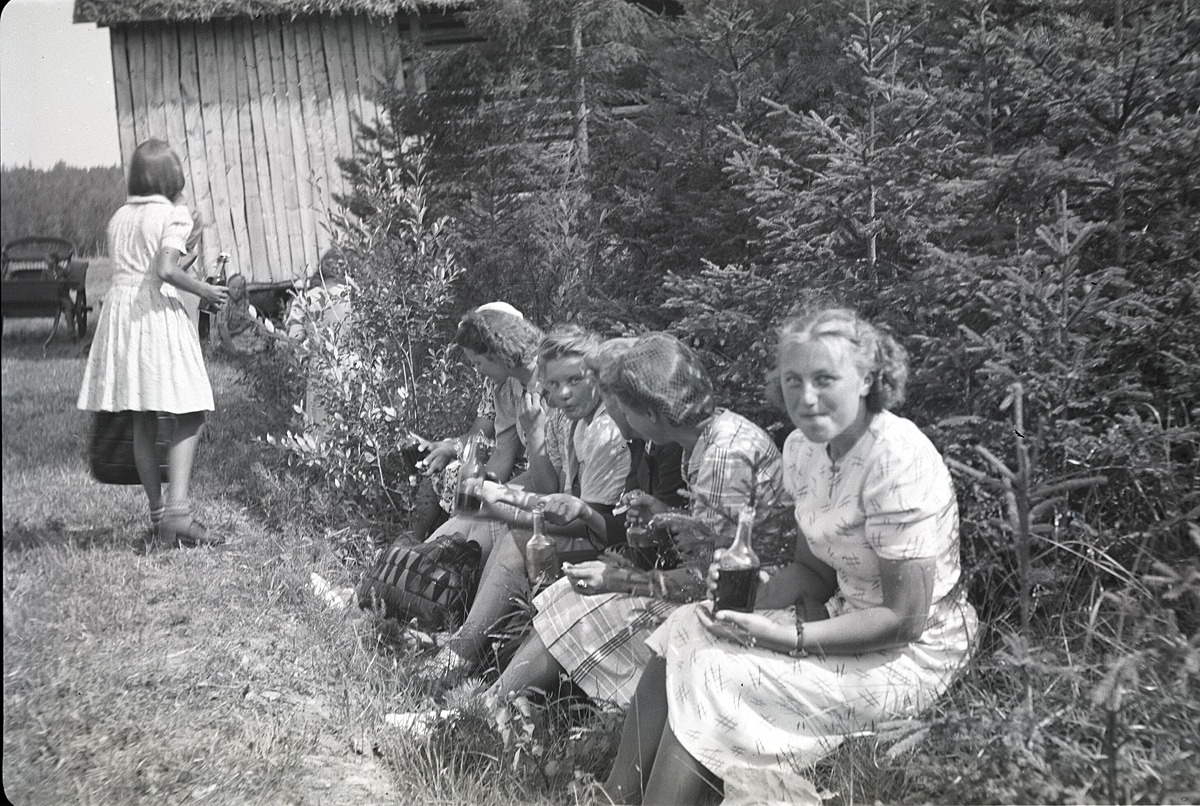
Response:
766,307,909,413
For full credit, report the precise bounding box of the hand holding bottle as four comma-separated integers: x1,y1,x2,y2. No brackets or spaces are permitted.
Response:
452,434,487,515
421,440,459,475
706,548,770,597
539,493,592,526
710,504,763,613
618,490,670,524
459,477,509,506
199,281,229,308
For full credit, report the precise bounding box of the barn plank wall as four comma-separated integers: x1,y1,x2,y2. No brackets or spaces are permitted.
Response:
195,23,238,272
303,20,343,206
177,25,218,271
248,18,292,276
281,24,320,275
108,28,137,170
214,20,250,271
319,21,355,179
108,12,459,287
294,24,331,266
264,17,304,282
230,23,270,276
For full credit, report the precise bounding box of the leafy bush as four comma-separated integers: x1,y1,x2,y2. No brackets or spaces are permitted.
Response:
265,157,478,538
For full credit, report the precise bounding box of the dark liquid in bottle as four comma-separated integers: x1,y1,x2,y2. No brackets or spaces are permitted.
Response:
627,527,660,571
455,491,483,515
200,278,226,314
714,568,760,613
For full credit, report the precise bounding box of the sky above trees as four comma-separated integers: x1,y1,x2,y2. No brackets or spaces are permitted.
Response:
0,0,120,168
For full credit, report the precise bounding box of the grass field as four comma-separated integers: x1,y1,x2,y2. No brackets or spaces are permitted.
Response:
0,260,582,806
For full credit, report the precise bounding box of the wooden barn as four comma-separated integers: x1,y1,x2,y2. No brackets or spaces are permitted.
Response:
72,0,469,289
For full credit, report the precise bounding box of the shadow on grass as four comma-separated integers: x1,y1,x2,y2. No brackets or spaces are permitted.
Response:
1,517,127,553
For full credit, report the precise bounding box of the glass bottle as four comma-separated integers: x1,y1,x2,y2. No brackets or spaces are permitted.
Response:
453,434,485,516
713,504,761,613
201,252,230,314
525,503,560,591
628,510,671,571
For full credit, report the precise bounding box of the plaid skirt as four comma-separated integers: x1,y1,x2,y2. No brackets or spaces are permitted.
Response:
532,577,676,706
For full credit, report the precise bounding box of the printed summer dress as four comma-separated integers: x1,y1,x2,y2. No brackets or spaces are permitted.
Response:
78,196,214,413
646,411,978,790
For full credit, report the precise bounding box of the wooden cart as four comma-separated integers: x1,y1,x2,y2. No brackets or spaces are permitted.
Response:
1,236,91,348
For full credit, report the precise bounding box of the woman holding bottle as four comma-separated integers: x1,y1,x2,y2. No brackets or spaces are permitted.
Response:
490,332,793,708
603,308,978,806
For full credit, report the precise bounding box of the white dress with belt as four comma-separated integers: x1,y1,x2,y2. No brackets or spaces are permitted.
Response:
647,412,977,788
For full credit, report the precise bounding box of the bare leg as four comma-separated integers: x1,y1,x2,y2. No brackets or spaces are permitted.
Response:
164,411,205,510
604,655,669,805
641,723,722,806
493,631,564,698
132,411,162,516
451,527,531,664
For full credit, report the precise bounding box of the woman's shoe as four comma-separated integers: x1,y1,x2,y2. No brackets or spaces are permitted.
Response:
160,515,226,548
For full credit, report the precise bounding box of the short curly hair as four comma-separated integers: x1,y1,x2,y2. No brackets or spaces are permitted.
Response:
766,307,909,413
454,307,543,369
599,332,716,428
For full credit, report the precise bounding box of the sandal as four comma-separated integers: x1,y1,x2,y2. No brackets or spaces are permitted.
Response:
160,515,226,548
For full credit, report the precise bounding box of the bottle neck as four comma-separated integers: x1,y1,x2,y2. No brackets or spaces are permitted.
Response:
461,437,479,468
731,523,752,552
729,507,756,556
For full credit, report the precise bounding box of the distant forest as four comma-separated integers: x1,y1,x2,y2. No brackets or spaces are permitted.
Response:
1,163,123,255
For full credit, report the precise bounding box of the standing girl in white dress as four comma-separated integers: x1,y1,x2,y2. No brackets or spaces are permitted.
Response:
603,307,978,805
78,140,229,546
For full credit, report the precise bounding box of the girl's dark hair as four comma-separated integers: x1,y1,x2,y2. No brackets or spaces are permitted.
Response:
127,139,186,201
454,308,544,369
766,307,909,413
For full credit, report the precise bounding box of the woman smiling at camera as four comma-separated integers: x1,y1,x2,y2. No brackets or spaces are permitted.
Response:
604,307,978,806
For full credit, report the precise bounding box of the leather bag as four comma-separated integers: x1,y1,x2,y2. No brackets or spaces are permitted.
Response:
356,534,483,632
88,411,172,485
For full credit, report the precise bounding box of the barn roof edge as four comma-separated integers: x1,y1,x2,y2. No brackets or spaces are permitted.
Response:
73,0,469,27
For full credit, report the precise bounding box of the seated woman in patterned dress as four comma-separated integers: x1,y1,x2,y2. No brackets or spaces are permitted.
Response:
487,332,794,709
602,308,978,806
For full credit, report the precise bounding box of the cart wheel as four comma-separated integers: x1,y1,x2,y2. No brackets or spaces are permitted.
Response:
74,288,88,338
